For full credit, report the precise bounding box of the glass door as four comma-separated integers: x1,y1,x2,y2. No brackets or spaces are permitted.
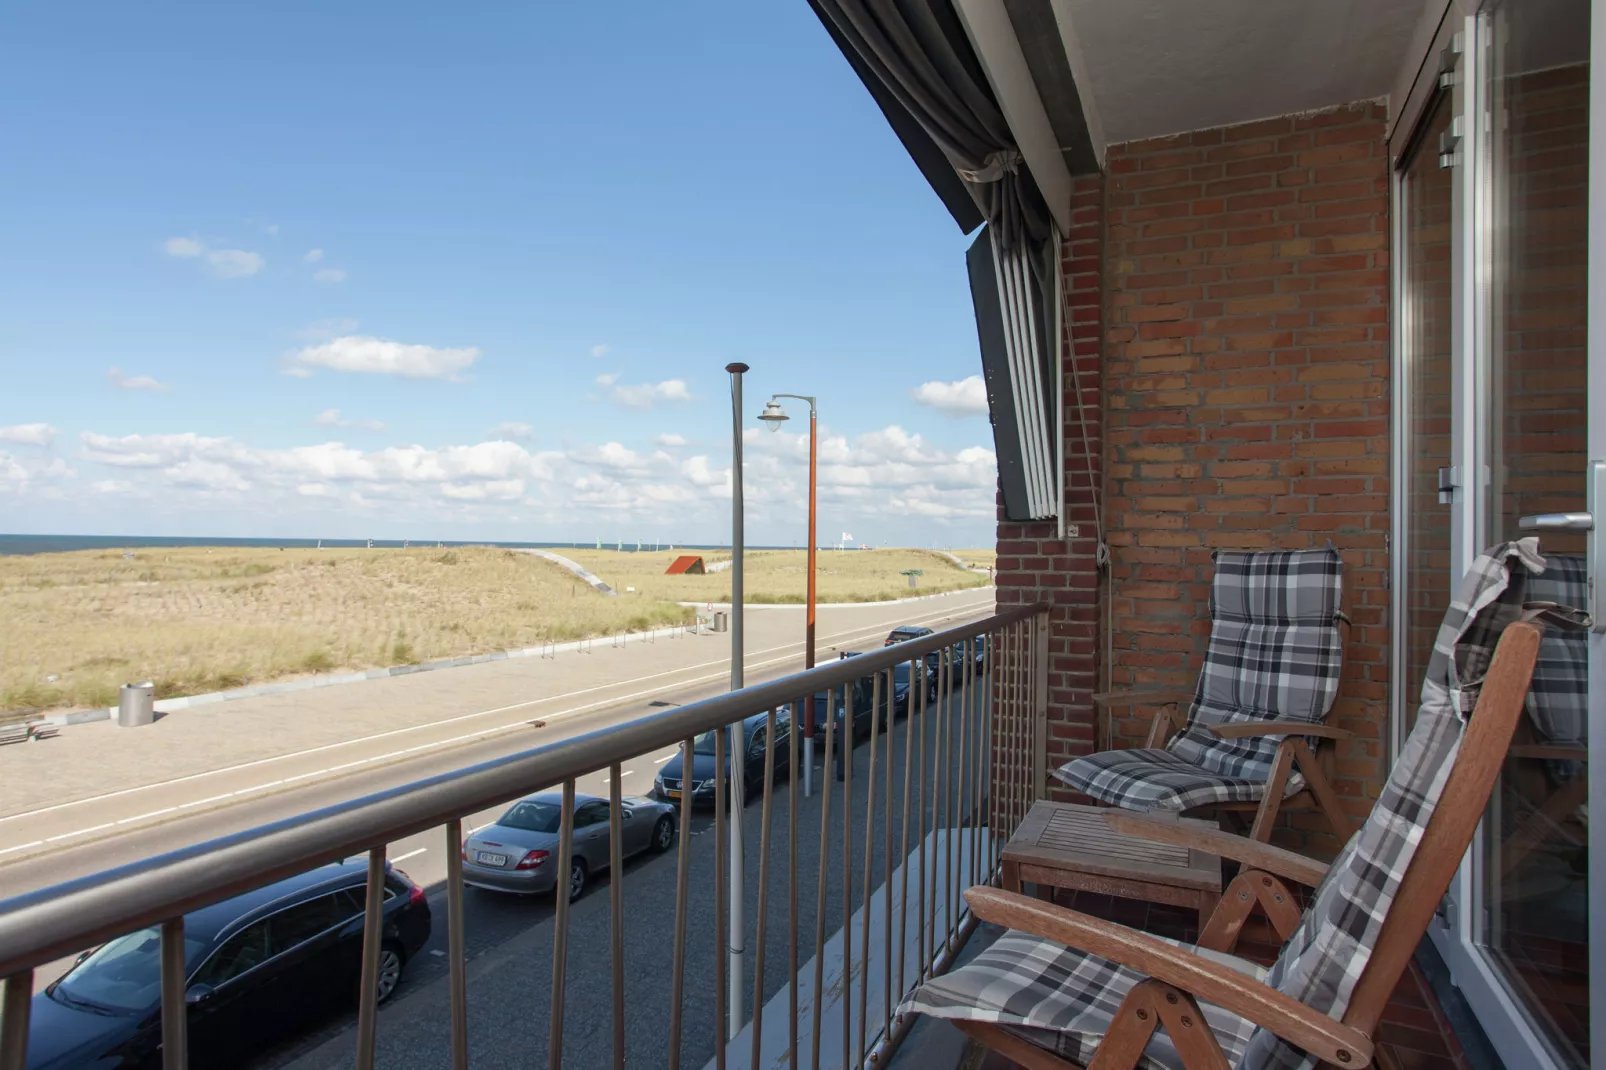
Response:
1458,1,1600,1066
1395,91,1457,754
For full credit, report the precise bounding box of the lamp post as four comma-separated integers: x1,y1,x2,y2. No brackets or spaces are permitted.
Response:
757,393,818,797
723,362,748,1044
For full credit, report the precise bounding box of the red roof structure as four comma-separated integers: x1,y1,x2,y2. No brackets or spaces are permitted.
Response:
665,555,705,575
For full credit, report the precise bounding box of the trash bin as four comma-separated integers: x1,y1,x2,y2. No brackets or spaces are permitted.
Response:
712,611,729,633
118,681,155,727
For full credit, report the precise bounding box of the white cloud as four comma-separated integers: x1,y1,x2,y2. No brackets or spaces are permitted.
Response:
313,267,347,284
0,423,56,446
590,344,611,358
654,433,687,447
603,378,693,409
163,237,263,278
262,223,280,237
207,249,264,278
108,367,169,392
314,408,385,431
285,335,480,381
50,418,998,541
304,248,324,263
911,375,988,417
490,421,534,441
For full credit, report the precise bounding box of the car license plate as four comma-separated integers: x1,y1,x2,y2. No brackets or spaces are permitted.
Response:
475,851,508,866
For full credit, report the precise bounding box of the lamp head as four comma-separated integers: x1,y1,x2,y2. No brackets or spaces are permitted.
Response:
758,400,789,432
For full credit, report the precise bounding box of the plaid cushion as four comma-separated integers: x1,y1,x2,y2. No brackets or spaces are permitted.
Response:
1241,539,1561,1069
1168,548,1345,782
1523,552,1588,749
900,929,1263,1070
1054,747,1307,812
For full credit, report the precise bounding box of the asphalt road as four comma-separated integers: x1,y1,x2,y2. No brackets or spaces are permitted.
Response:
268,673,994,1070
5,589,999,1068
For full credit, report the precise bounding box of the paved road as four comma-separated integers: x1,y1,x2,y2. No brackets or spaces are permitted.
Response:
3,588,997,1025
268,674,995,1070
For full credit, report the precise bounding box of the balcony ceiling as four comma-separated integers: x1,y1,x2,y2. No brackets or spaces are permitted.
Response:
1034,0,1428,145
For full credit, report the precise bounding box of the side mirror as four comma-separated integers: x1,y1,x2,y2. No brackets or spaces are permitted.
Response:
621,810,634,820
185,984,215,1006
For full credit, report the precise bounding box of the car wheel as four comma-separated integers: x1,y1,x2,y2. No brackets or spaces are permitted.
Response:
567,858,588,902
375,941,405,1005
651,815,675,853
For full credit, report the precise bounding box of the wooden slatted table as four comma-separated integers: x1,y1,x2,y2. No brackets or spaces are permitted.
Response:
1002,801,1222,928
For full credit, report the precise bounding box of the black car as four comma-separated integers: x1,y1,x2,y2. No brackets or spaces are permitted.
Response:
26,859,432,1070
654,707,792,804
841,651,936,718
884,625,934,647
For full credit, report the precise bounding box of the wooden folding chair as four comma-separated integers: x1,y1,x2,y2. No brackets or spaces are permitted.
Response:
904,541,1576,1069
1061,547,1354,844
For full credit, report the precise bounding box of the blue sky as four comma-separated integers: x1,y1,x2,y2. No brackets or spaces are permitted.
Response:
0,2,997,547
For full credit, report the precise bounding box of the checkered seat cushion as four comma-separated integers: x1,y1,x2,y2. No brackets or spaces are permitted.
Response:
1524,553,1588,750
1056,547,1345,812
905,540,1582,1069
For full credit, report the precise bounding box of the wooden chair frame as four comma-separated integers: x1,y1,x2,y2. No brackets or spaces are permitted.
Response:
953,621,1543,1070
1091,613,1356,845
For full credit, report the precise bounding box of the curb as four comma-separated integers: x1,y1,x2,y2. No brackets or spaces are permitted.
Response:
513,548,618,596
678,585,995,610
35,620,711,730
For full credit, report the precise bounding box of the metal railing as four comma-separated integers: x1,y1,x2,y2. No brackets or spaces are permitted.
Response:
0,604,1049,1070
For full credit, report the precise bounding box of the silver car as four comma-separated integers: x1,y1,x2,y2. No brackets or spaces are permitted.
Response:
460,791,677,901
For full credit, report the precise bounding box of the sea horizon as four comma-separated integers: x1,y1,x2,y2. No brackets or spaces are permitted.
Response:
0,533,788,556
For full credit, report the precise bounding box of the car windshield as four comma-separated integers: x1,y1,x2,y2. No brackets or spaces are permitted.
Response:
497,800,562,833
693,730,721,755
56,927,208,1013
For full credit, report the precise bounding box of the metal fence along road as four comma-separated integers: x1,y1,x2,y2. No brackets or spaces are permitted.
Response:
0,604,1049,1070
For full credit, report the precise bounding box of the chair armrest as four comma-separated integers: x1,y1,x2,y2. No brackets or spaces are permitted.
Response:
1091,687,1194,708
1207,721,1354,742
1102,811,1330,888
965,888,1372,1068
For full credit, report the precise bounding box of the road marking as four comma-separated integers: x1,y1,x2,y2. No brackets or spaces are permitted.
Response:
0,841,43,857
0,595,993,852
392,847,428,863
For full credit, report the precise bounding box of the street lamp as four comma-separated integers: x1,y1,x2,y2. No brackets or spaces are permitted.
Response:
758,393,819,797
724,362,748,1044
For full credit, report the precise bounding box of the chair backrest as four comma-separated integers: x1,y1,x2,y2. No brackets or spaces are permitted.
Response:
1234,539,1584,1069
1524,552,1589,748
1166,546,1345,781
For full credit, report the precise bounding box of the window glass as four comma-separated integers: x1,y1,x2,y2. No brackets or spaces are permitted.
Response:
574,801,609,827
1479,2,1591,1065
54,927,207,1012
269,893,351,952
497,800,562,833
191,921,272,988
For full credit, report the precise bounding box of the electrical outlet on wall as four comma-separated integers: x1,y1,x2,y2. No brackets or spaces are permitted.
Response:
1067,524,1080,538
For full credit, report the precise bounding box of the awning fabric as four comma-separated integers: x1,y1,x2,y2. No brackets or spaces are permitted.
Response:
810,0,1061,521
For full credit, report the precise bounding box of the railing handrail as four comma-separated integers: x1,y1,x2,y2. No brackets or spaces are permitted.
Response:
0,602,1042,978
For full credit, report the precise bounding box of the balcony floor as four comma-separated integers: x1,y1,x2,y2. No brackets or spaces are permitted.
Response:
891,890,1471,1070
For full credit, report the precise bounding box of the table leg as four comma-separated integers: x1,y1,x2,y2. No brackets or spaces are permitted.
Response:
1002,860,1021,894
1034,882,1056,905
1197,892,1220,935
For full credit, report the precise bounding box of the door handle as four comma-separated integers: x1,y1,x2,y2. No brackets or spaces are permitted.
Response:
1517,512,1594,532
1520,460,1604,635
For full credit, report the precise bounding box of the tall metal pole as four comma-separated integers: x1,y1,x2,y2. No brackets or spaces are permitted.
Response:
804,403,818,797
724,362,748,1045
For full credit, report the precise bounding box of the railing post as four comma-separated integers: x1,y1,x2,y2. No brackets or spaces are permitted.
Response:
160,917,187,1069
0,971,32,1070
1033,610,1050,802
354,845,387,1070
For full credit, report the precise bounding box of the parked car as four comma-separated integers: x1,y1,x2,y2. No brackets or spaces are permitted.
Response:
841,649,939,717
884,625,934,647
461,790,676,902
25,859,430,1070
654,707,792,806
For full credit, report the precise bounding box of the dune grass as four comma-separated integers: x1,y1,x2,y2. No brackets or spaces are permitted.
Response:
0,545,990,716
0,546,694,716
563,547,988,605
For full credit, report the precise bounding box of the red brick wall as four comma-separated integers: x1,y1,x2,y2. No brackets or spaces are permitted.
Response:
994,173,1105,789
1102,102,1392,848
995,102,1394,852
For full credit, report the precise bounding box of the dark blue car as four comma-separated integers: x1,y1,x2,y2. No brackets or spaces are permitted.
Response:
25,859,431,1070
654,707,793,805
